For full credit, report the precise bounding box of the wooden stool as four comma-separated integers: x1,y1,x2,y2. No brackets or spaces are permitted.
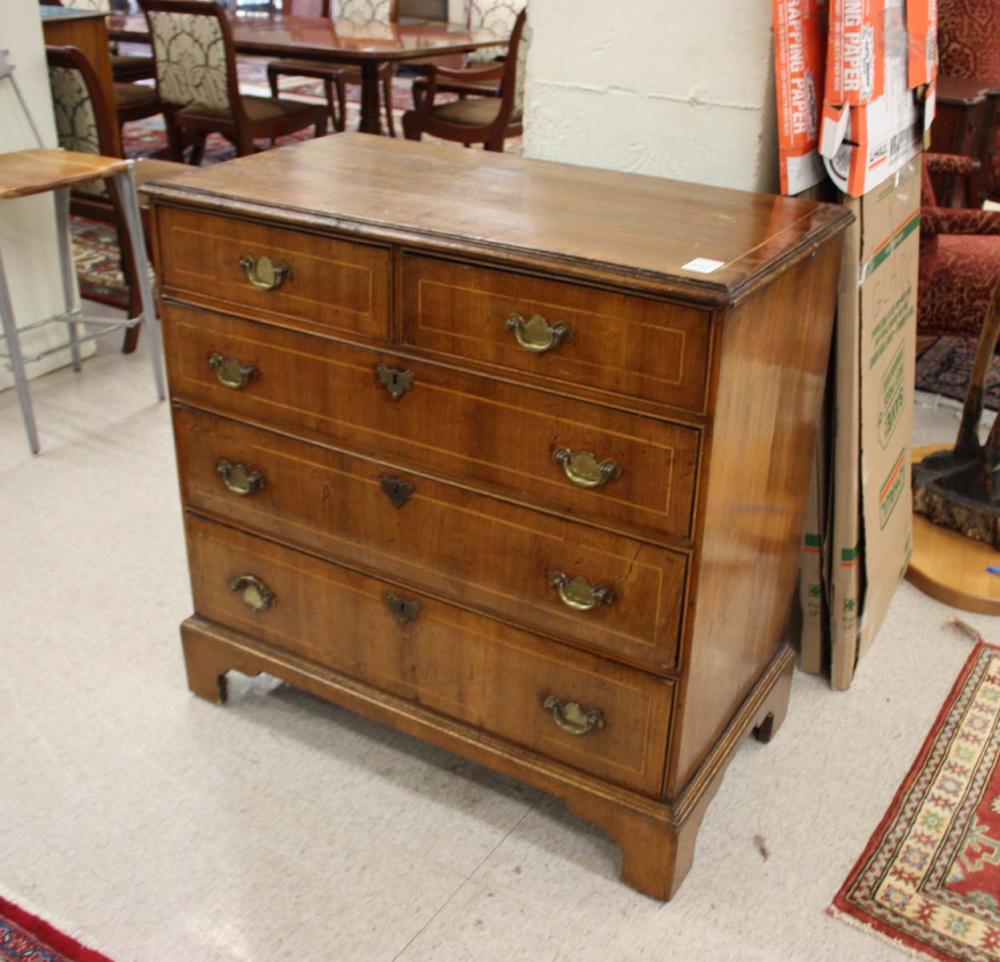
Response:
0,149,166,454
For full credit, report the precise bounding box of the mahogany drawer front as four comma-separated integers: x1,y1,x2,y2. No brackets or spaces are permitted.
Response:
155,205,390,339
401,254,712,412
163,303,700,544
175,406,688,671
186,515,674,795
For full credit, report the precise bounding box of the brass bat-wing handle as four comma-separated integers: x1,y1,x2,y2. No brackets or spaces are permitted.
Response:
547,571,614,611
239,253,291,291
541,695,605,735
505,312,571,354
216,460,266,497
208,353,257,390
229,574,275,613
552,447,621,488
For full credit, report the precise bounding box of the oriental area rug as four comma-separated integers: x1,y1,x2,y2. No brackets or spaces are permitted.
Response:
833,639,1000,961
0,894,112,962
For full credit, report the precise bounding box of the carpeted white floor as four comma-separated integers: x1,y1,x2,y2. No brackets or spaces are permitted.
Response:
2,320,998,961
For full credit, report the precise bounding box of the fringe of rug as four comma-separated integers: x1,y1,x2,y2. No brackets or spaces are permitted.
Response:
0,885,114,962
826,905,948,962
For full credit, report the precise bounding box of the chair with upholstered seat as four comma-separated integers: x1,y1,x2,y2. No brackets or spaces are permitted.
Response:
47,43,188,353
402,5,526,151
140,0,328,162
266,0,399,136
409,0,525,111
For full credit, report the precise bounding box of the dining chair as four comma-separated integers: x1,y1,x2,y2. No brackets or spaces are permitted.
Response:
140,0,328,161
47,43,188,353
266,0,400,136
42,0,159,81
401,5,526,151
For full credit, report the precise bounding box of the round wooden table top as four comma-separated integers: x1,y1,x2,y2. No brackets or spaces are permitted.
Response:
907,444,1000,615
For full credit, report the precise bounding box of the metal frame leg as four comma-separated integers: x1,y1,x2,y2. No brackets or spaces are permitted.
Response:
113,164,166,401
54,188,81,372
0,244,40,455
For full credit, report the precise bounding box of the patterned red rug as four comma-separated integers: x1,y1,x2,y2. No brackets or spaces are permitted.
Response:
832,634,1000,961
0,894,112,962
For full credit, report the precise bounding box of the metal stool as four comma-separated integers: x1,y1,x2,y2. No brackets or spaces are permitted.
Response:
0,148,166,454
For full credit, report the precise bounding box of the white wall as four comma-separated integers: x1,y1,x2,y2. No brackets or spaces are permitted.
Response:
523,0,779,194
0,0,89,394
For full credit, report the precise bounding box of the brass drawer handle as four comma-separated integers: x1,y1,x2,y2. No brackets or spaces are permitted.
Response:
376,363,414,401
548,571,614,611
208,353,257,390
542,695,605,736
216,459,265,497
552,447,621,488
505,312,571,354
229,574,275,613
385,591,421,624
239,253,291,291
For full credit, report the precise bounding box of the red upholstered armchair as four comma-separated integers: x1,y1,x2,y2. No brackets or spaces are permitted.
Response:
938,0,1000,201
919,153,1000,342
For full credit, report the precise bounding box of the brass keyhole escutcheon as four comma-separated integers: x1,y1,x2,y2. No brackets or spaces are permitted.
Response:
541,695,605,735
239,253,291,291
385,592,421,624
552,447,621,489
379,475,414,509
229,574,275,613
208,353,257,390
217,460,266,497
548,571,614,611
505,312,572,353
376,363,414,401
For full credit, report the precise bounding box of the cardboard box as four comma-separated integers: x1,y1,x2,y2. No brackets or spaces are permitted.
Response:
828,160,920,688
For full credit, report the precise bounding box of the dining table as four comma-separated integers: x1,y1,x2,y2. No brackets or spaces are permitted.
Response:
106,12,508,137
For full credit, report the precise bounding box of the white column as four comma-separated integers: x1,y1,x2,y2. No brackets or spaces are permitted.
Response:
522,0,779,193
0,0,93,393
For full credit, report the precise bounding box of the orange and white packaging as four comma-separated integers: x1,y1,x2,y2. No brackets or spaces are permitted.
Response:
774,0,828,194
820,0,926,197
906,0,937,88
825,0,886,106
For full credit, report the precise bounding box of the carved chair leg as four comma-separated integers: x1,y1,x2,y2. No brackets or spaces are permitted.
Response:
333,77,347,133
382,66,396,138
189,130,208,167
401,111,421,142
956,299,1000,462
267,67,280,99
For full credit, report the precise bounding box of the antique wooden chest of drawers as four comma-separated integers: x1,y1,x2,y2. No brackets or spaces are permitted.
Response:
146,134,850,900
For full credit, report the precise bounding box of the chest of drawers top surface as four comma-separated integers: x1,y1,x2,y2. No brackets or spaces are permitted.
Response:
144,133,850,305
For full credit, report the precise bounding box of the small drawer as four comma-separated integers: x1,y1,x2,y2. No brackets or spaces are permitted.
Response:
185,515,674,795
155,204,389,339
163,303,701,545
401,254,712,412
175,406,688,671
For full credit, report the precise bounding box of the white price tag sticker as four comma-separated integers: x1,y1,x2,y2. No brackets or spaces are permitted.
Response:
681,257,725,274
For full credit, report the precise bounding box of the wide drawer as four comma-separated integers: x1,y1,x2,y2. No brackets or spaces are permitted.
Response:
163,303,700,544
185,515,673,795
175,406,688,671
155,205,390,340
401,254,712,412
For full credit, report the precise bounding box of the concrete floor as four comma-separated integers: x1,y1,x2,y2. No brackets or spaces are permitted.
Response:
1,329,998,961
